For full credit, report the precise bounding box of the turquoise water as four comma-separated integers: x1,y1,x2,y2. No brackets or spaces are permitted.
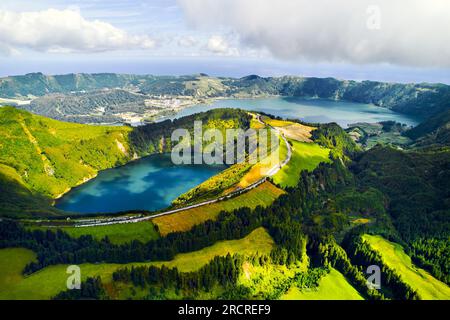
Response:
56,154,225,214
170,97,422,128
58,97,421,214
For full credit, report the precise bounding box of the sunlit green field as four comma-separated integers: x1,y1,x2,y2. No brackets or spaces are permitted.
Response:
0,107,132,199
273,140,331,188
154,181,284,236
29,221,160,244
0,227,274,300
151,227,274,272
0,248,37,293
280,268,363,300
362,234,450,300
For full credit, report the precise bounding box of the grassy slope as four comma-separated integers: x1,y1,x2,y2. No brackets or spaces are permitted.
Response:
238,254,309,299
0,107,132,215
236,131,288,189
0,248,37,292
280,268,364,300
261,117,331,188
1,107,254,217
0,163,55,217
29,221,160,244
362,234,450,300
0,228,273,300
153,181,285,236
173,163,252,206
150,227,274,272
273,140,331,188
263,118,292,127
263,118,315,142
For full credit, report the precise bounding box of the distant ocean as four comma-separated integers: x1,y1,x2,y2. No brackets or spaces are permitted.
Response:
1,57,449,85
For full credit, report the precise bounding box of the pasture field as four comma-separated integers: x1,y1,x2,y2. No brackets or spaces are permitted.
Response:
0,228,273,300
0,107,132,199
237,134,288,188
262,117,292,127
250,118,265,129
154,181,285,236
280,268,363,300
0,248,37,293
362,234,450,300
264,117,315,143
150,227,274,272
173,163,252,206
273,140,331,188
29,221,160,244
276,123,315,143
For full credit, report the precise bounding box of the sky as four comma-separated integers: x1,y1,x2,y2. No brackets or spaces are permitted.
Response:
0,0,449,83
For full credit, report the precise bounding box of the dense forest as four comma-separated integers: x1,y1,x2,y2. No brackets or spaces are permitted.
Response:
0,103,449,299
130,108,251,156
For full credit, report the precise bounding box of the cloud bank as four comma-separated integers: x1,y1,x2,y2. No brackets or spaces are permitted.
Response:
206,36,239,56
179,0,450,67
0,8,155,54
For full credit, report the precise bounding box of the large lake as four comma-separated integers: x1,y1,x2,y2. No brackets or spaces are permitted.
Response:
170,97,422,128
58,97,421,214
56,154,225,214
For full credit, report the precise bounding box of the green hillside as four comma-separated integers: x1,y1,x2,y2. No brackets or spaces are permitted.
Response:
0,107,251,217
0,228,274,300
281,268,363,300
362,234,450,300
0,107,132,216
3,73,450,118
407,109,450,147
29,221,160,245
352,145,450,240
273,140,331,188
0,97,449,301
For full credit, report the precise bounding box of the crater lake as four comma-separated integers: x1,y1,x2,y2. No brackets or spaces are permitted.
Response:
56,154,225,214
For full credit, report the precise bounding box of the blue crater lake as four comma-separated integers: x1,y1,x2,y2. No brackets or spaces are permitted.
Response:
58,97,422,214
171,97,422,128
56,154,225,214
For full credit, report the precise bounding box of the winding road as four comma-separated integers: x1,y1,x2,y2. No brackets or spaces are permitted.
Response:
75,115,292,228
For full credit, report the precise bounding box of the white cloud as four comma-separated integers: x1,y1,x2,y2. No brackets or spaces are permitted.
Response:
179,0,450,67
206,35,239,56
0,8,155,54
178,35,198,47
207,36,228,53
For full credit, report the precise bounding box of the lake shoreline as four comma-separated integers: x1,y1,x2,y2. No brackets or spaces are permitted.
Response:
54,153,226,214
171,96,422,128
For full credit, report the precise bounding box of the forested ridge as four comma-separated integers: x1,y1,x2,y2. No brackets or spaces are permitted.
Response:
0,106,449,299
2,73,450,118
0,107,250,217
130,108,251,156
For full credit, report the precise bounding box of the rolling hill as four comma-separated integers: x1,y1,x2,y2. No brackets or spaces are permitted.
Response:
2,73,450,120
0,107,251,217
